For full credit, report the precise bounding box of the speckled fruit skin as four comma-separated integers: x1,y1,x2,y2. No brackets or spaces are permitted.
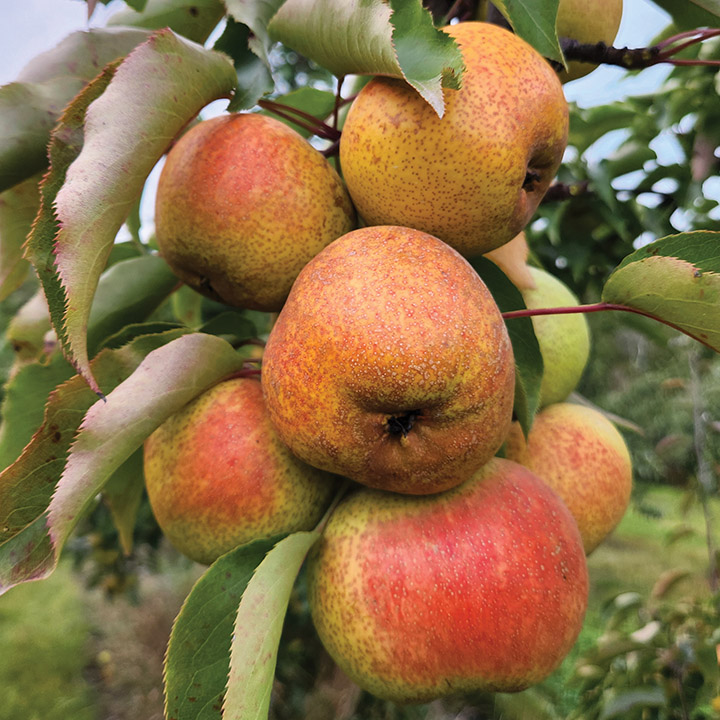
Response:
154,113,355,312
143,377,336,565
557,0,623,82
339,22,568,256
520,266,590,407
261,225,515,495
505,403,633,554
307,458,589,704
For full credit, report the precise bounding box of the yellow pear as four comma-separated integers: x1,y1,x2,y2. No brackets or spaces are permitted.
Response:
505,402,633,554
339,22,568,257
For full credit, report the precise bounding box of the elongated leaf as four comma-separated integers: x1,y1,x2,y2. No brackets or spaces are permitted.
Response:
224,0,286,66
25,63,119,386
268,0,463,117
5,290,51,364
0,330,185,546
106,0,226,43
164,536,282,720
223,531,320,720
492,0,564,64
0,28,151,192
47,334,246,560
0,176,39,300
599,687,666,719
602,231,720,351
470,256,543,437
35,30,236,394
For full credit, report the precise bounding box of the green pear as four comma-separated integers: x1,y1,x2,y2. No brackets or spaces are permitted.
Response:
520,266,590,407
143,377,336,564
307,458,588,703
557,0,624,82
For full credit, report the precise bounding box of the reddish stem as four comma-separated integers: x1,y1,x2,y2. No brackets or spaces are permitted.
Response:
257,99,341,141
502,302,714,352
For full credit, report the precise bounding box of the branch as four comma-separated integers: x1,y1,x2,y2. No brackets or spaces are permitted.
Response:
560,28,720,71
541,180,589,203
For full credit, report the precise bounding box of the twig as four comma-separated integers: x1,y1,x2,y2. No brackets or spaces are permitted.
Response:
541,180,590,203
257,99,341,141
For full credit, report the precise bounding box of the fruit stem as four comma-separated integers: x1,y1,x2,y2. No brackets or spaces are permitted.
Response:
502,302,715,351
257,99,341,141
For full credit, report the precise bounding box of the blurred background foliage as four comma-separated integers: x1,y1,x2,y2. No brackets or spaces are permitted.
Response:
0,0,719,719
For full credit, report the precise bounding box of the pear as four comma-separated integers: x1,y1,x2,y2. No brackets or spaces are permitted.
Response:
261,225,515,495
143,377,336,564
154,113,355,312
307,458,589,703
339,22,568,256
519,266,591,407
557,0,624,82
505,402,633,554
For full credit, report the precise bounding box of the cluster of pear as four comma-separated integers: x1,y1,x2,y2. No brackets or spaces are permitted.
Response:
144,18,630,705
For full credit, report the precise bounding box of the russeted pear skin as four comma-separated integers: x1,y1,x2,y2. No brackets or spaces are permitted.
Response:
339,22,569,256
307,458,589,704
143,378,336,565
261,225,515,495
505,402,633,554
154,113,356,312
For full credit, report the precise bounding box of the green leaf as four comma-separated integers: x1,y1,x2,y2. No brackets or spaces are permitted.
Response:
28,30,236,395
5,289,51,364
0,28,152,192
106,0,226,43
491,0,564,64
100,321,186,350
102,448,145,555
0,352,73,473
47,333,246,559
599,687,666,719
470,257,543,437
569,103,641,155
0,330,185,548
214,19,274,112
0,176,39,300
602,231,720,351
86,254,179,356
650,0,720,28
164,536,281,720
198,311,258,341
224,0,286,67
223,531,320,719
268,0,463,117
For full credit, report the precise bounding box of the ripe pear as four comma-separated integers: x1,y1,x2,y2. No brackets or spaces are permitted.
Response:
307,458,589,704
519,266,590,407
261,225,515,495
143,377,336,565
154,113,355,312
505,402,633,554
339,22,568,256
557,0,624,82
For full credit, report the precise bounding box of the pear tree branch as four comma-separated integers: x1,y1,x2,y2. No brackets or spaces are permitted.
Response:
559,28,720,72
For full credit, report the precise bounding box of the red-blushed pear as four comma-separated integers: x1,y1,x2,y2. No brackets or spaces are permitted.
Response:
307,458,589,704
505,402,633,554
339,22,568,257
143,377,336,565
154,112,355,312
261,225,515,495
